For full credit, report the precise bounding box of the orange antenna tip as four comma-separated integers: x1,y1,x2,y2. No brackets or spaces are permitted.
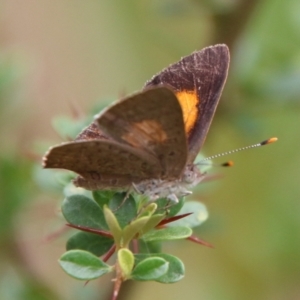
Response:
222,161,234,167
261,137,278,145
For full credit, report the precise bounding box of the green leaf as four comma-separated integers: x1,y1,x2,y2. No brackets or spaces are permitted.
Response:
155,197,185,217
131,257,168,281
118,249,134,279
52,115,88,139
59,250,112,280
138,240,161,254
63,183,92,199
33,164,65,192
138,203,157,217
134,253,184,283
66,231,114,256
109,193,137,228
142,226,192,242
139,213,166,235
103,205,122,245
122,216,150,247
62,194,107,229
168,201,208,228
92,190,115,207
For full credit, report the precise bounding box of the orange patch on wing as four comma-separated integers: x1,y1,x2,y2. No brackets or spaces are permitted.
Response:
176,89,199,135
122,120,167,148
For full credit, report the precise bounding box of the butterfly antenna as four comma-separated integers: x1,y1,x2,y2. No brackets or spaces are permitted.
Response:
200,160,234,167
199,137,278,163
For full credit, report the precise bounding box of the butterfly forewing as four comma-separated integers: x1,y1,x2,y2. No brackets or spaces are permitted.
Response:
145,44,229,163
75,122,109,141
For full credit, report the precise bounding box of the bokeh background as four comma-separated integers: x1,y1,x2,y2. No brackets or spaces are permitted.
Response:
0,1,299,299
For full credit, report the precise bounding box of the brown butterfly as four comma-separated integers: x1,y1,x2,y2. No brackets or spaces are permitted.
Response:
43,44,230,202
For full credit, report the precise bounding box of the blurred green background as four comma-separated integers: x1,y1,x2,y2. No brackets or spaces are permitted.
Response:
0,0,299,299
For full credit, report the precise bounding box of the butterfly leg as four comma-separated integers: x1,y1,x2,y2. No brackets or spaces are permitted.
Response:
167,193,179,203
132,182,141,193
112,189,132,212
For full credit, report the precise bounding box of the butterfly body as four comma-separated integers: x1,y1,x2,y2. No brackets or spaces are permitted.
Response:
134,164,205,202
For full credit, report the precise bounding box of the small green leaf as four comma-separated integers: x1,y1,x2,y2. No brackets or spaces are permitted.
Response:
109,193,137,228
103,205,122,245
155,197,184,217
138,203,157,217
131,257,168,281
33,164,66,192
134,253,184,283
59,250,112,280
62,194,107,229
139,213,166,235
52,115,88,139
66,232,114,256
168,201,208,228
118,249,134,279
122,216,150,247
142,226,192,242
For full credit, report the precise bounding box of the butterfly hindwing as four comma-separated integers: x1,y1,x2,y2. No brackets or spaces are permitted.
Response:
43,139,163,189
96,87,188,179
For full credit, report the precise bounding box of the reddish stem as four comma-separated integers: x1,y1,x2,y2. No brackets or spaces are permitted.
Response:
187,235,214,248
157,213,193,227
66,223,113,238
112,263,123,300
103,244,116,262
131,239,139,253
